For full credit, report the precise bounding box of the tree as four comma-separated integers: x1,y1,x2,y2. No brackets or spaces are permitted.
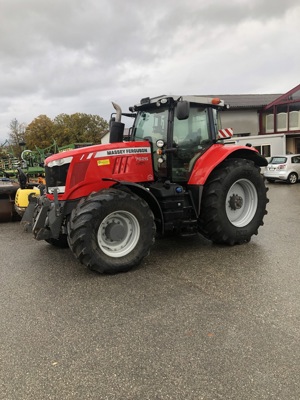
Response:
8,119,27,159
24,115,56,151
22,113,109,151
53,113,109,146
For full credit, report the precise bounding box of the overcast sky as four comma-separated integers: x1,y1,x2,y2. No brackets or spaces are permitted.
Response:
1,0,300,142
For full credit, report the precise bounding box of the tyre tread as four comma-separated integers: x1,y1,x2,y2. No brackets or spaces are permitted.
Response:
198,159,268,245
68,188,156,274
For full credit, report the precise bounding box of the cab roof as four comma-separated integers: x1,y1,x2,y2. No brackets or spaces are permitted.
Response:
133,95,226,109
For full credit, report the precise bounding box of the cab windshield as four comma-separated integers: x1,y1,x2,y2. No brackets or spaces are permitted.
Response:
132,104,213,147
133,108,168,144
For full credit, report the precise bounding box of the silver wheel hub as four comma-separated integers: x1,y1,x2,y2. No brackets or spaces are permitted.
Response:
104,219,126,241
97,211,140,258
228,194,243,210
226,179,258,227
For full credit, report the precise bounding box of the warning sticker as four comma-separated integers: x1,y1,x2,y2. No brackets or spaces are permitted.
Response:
97,159,110,166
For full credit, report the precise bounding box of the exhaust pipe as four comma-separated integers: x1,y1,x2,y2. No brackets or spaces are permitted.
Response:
112,102,122,122
110,102,125,143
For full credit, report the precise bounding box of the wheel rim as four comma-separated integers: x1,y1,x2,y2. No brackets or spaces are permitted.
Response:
226,179,258,227
97,211,140,258
289,173,297,184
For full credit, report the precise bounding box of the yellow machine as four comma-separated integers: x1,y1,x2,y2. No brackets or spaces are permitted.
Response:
14,187,40,217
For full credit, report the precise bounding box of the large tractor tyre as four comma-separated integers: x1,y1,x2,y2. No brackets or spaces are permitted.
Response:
67,188,156,274
198,158,268,245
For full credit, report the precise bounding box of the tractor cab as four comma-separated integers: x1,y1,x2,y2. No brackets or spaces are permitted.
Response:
128,95,225,182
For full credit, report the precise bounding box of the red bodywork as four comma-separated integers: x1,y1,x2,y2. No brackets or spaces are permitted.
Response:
188,143,260,185
46,142,155,201
45,141,260,201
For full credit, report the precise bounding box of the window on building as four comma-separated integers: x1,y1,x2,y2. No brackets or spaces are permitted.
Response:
254,145,271,157
265,112,274,133
276,112,287,131
289,101,300,131
262,103,300,133
262,87,300,133
276,104,288,132
289,90,300,101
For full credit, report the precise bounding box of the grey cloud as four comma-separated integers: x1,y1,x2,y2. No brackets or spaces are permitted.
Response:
0,0,300,141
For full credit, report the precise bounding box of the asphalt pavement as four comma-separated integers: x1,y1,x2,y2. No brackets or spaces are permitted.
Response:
0,182,300,400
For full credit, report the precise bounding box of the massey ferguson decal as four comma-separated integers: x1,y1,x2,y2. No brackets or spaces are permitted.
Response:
95,147,151,158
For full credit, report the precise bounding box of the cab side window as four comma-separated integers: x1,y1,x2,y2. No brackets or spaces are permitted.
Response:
173,106,210,147
172,105,211,181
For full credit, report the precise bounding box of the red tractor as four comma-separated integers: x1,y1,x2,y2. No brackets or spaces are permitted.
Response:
23,95,268,274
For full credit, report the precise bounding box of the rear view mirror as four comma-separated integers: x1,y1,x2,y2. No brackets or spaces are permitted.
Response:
176,101,190,120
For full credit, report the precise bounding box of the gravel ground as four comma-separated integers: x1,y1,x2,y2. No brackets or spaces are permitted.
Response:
0,182,299,400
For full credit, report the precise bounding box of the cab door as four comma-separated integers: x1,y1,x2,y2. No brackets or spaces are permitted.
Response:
133,107,169,178
171,105,212,182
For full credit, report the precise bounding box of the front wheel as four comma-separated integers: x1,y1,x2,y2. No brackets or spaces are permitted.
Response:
198,159,269,245
68,188,156,274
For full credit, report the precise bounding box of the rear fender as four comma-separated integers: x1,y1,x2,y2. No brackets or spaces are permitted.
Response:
188,144,267,185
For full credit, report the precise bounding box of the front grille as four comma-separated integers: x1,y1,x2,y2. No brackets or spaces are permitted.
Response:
45,163,70,192
69,161,89,188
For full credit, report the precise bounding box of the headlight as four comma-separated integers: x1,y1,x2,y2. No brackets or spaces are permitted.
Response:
47,156,73,168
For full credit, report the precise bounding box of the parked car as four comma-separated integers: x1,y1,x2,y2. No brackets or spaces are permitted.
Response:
264,154,300,184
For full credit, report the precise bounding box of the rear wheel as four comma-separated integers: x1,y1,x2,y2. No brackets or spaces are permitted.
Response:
68,188,156,274
287,172,298,184
198,159,268,245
